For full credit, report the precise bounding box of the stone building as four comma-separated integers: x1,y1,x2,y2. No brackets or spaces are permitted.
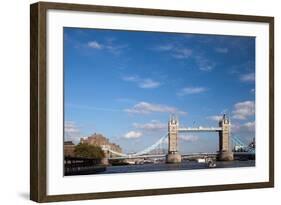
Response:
80,133,122,157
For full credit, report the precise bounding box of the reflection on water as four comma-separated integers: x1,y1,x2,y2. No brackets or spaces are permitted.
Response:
98,160,255,175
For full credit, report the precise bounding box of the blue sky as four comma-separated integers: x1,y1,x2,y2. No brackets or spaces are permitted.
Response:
64,27,255,154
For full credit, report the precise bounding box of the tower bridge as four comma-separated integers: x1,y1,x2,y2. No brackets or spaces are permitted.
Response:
166,114,233,163
102,114,252,163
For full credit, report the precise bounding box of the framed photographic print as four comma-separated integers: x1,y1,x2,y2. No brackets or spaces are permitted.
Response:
30,1,274,202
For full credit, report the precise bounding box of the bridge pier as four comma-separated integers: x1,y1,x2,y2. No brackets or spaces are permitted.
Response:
101,149,110,165
166,116,182,163
166,152,182,163
218,115,234,161
101,157,109,165
218,151,233,161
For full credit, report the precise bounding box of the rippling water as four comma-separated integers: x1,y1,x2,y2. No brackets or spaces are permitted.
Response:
98,160,255,175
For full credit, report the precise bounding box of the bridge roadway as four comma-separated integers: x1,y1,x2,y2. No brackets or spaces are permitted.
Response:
178,127,222,132
108,152,253,160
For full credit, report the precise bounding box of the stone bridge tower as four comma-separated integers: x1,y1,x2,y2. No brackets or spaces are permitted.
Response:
218,114,234,161
166,115,182,163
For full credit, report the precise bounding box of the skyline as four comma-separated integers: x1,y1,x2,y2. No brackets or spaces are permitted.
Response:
64,27,255,154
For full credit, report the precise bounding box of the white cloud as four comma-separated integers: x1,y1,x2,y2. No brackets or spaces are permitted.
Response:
155,44,192,59
122,75,160,89
229,61,255,75
124,131,142,139
231,121,255,144
215,47,228,53
139,79,160,88
122,76,137,81
206,115,222,122
105,44,128,55
179,134,199,142
172,48,193,59
177,86,207,96
87,39,128,54
64,121,80,143
240,72,255,82
243,121,255,132
232,121,255,133
133,120,166,131
87,41,102,49
195,55,216,71
65,121,79,134
156,44,174,51
232,101,255,120
124,101,187,115
155,44,216,71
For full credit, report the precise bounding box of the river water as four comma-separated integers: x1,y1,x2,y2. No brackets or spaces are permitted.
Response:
98,160,255,175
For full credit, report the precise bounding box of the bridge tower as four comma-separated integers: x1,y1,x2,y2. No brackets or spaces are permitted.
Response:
218,114,234,161
166,115,182,163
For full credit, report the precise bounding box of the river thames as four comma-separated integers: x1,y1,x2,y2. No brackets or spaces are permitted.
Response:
96,160,255,175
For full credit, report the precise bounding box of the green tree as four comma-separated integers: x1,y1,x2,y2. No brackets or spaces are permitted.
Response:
74,143,105,159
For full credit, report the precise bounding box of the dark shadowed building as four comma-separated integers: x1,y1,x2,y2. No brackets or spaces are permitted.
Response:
64,141,75,157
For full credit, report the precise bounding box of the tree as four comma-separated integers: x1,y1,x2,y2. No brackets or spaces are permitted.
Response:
74,143,105,159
